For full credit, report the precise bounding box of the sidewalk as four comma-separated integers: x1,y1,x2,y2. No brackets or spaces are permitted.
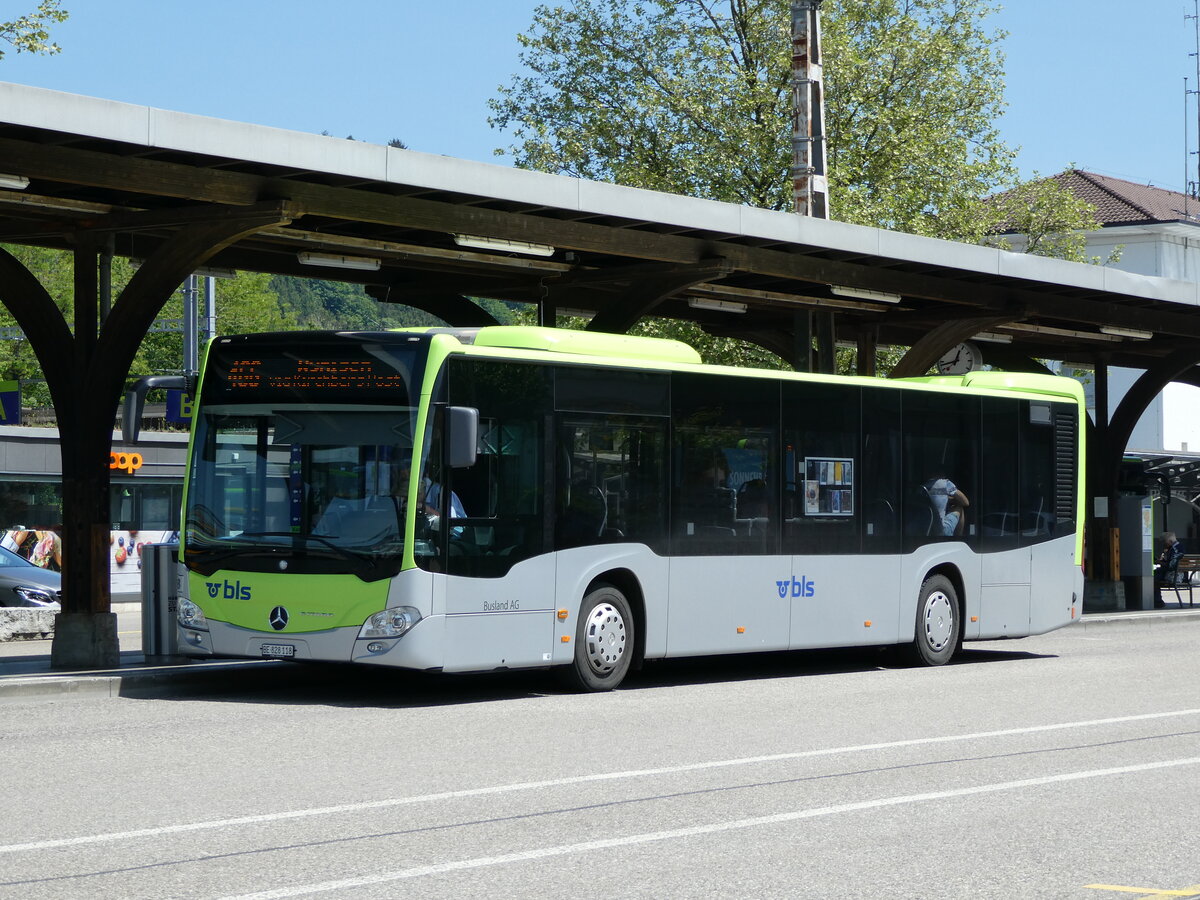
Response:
2,604,1198,702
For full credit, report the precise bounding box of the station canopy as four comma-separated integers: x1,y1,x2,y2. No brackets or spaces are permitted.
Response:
1,81,1200,372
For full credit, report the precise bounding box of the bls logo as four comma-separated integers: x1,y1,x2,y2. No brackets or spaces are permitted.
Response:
205,580,252,601
776,576,816,598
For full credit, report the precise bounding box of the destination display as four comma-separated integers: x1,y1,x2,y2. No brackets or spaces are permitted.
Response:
224,356,408,393
203,340,421,404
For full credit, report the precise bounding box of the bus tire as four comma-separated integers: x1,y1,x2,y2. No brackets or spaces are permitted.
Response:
561,583,634,692
909,574,960,666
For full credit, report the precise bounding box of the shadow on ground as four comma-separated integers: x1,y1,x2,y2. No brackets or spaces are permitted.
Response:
130,642,1053,709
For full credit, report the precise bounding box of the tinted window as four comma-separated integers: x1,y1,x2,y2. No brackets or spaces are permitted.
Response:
861,388,902,553
1019,400,1056,546
782,381,860,555
979,397,1020,552
555,415,668,551
902,392,979,548
444,358,552,577
671,372,780,555
555,367,669,416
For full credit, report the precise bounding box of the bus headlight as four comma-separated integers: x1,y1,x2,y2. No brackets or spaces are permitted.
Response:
178,597,209,631
359,607,421,639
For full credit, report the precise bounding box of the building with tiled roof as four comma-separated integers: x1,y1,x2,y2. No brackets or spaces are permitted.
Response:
1004,169,1200,283
1008,170,1200,586
1046,169,1200,227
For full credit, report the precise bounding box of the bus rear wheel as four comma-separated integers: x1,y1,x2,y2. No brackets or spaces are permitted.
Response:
561,583,634,692
909,574,960,666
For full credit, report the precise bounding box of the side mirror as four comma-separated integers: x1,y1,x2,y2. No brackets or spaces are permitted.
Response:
447,406,478,468
122,375,190,443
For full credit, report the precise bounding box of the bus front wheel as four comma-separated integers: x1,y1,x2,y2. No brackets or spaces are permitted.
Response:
909,574,960,666
561,583,634,692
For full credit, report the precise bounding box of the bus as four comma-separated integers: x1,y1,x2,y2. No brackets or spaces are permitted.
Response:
176,326,1085,690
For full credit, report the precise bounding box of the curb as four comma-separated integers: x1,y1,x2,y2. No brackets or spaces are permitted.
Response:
0,659,297,702
1078,609,1200,629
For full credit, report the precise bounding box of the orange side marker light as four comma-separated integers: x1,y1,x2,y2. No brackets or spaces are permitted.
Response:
970,615,979,623
863,620,872,627
736,626,746,634
561,635,571,643
557,608,569,620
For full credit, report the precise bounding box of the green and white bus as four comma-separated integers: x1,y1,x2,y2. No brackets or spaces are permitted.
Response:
176,326,1085,690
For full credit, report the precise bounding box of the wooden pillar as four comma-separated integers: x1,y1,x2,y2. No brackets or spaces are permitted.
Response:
1089,359,1114,581
856,327,877,376
52,237,119,668
815,310,835,374
792,310,812,372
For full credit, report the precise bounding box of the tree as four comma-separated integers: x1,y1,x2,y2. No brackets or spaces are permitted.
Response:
490,0,1015,240
982,168,1122,265
0,0,68,60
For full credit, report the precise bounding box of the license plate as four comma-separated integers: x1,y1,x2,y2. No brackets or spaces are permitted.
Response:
260,643,295,659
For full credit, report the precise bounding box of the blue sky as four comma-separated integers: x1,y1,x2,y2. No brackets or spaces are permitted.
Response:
0,1,1194,192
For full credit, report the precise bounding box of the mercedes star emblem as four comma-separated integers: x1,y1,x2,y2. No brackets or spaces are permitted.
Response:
269,606,289,631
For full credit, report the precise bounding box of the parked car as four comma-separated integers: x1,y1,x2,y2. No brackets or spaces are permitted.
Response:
0,546,61,608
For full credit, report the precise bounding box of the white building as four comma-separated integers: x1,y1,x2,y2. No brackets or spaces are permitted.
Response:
1006,170,1200,454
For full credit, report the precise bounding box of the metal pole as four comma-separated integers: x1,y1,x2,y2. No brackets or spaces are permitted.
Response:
183,274,198,375
791,0,829,218
204,275,216,345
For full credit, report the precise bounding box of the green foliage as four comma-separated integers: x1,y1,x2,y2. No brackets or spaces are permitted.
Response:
490,0,1016,239
981,169,1123,265
0,0,68,59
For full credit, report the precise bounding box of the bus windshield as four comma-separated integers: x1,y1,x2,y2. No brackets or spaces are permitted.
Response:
184,405,423,580
183,332,431,580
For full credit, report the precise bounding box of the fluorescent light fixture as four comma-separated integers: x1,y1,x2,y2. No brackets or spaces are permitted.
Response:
297,252,381,271
453,234,556,257
1004,322,1122,342
0,173,30,190
1099,325,1153,340
194,265,237,280
688,297,747,314
974,332,1013,344
829,284,901,303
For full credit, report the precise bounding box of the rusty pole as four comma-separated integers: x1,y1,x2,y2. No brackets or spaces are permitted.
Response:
791,0,828,218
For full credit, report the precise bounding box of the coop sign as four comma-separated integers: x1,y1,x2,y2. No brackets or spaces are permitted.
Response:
109,452,144,474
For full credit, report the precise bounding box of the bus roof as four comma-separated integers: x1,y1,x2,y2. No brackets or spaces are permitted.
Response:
401,326,1085,405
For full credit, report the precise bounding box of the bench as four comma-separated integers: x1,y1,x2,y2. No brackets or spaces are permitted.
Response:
1163,555,1200,607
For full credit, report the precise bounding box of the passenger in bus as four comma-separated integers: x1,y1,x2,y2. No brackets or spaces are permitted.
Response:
924,474,970,537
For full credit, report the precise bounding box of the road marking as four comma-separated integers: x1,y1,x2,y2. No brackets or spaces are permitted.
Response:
215,756,1200,900
1085,886,1200,898
1,707,1198,855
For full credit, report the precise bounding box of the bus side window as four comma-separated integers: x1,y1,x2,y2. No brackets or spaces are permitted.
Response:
901,392,979,548
444,357,552,577
782,380,860,555
860,388,901,552
671,372,779,556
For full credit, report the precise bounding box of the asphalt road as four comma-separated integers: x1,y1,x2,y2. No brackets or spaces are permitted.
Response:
2,620,1198,899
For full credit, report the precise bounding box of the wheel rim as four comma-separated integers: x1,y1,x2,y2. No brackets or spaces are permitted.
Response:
583,601,626,675
922,590,954,652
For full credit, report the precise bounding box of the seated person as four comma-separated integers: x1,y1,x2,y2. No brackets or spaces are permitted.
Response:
924,475,969,537
424,481,467,537
1154,531,1184,607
